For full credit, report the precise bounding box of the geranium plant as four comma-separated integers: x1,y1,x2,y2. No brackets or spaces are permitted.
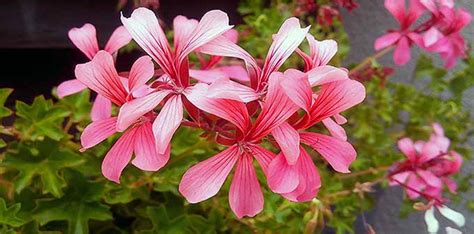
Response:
0,0,473,233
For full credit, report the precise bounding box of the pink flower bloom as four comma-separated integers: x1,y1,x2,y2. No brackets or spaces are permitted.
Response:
76,51,169,183
57,23,132,121
179,73,300,218
375,0,425,65
117,8,232,154
389,123,462,203
190,29,250,83
196,17,310,102
422,4,472,68
266,69,365,202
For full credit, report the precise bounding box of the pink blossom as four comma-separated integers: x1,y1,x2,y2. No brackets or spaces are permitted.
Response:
266,69,365,202
76,51,169,183
179,73,300,218
374,0,425,65
389,123,462,204
197,17,310,102
57,24,132,121
422,4,472,68
117,8,232,154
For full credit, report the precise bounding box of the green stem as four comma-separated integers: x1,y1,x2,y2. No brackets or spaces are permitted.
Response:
349,46,394,75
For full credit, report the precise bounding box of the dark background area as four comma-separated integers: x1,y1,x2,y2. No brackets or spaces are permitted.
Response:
0,0,241,104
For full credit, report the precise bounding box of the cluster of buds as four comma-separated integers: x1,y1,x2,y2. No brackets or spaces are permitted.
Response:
389,123,465,233
58,8,366,218
375,0,472,68
294,0,359,27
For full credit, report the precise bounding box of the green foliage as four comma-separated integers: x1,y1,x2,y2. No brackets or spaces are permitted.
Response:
0,198,25,227
0,1,473,233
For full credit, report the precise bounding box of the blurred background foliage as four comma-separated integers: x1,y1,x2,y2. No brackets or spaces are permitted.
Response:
0,0,473,233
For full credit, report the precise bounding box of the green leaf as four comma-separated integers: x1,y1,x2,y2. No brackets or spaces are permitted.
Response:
56,89,92,124
15,96,70,141
3,140,84,197
0,88,13,119
33,170,112,234
0,198,26,227
140,206,190,234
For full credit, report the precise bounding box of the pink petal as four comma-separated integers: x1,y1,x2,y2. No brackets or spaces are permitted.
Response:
173,15,198,51
300,132,356,173
419,141,443,163
68,23,99,60
153,95,183,154
189,69,228,83
128,56,155,92
423,27,444,48
184,83,250,133
197,35,260,88
57,79,87,98
121,8,175,76
405,174,426,199
74,51,128,106
417,169,443,188
322,118,347,141
104,26,132,54
374,32,401,50
261,18,310,83
217,65,250,82
393,37,412,65
267,153,299,193
281,69,312,113
179,145,240,203
248,144,275,175
306,65,349,87
101,127,137,183
81,117,117,150
207,77,259,102
309,79,365,125
176,10,232,63
248,73,299,140
389,171,410,186
132,121,170,171
117,90,171,131
443,178,457,193
271,122,300,165
385,0,406,25
229,153,264,218
398,138,417,162
334,114,347,124
307,35,338,67
281,148,320,202
223,28,238,43
91,94,112,121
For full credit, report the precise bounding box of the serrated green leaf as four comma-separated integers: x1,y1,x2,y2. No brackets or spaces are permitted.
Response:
3,140,84,197
0,198,25,227
0,88,13,119
33,170,112,234
14,96,70,141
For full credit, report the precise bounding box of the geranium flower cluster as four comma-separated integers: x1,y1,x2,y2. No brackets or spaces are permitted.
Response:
375,0,472,68
60,8,366,218
294,0,359,26
388,123,464,233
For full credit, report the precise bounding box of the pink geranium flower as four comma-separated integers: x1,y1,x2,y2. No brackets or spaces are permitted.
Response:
374,0,425,65
421,2,472,68
57,23,131,121
76,51,170,182
179,73,300,218
389,123,462,201
267,69,365,201
116,8,233,155
194,17,310,102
